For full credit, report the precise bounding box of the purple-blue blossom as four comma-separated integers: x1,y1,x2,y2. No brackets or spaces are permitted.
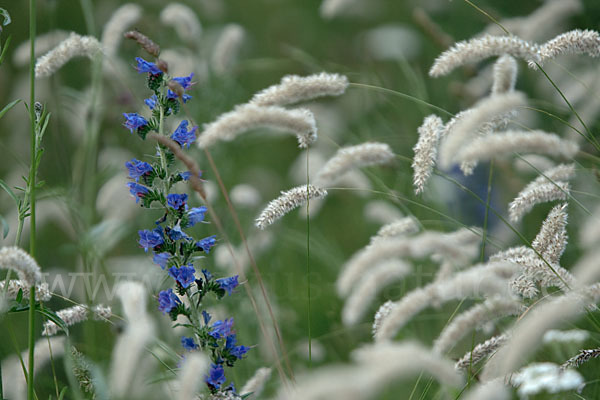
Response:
225,335,249,359
158,288,180,314
202,310,212,325
144,94,157,110
197,235,216,253
167,193,188,210
167,223,191,241
127,182,149,203
138,228,164,252
135,57,162,75
125,158,153,182
167,73,194,101
122,113,148,134
209,318,234,339
181,336,199,351
187,207,207,227
170,120,197,148
153,252,170,269
206,364,226,389
216,276,239,296
168,265,196,288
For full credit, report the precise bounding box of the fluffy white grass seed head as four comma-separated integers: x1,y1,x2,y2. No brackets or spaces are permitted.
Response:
370,216,419,244
375,261,519,342
176,353,208,400
160,3,202,43
211,23,245,74
198,104,317,149
537,29,600,67
482,284,600,381
514,154,556,173
250,73,348,107
433,296,522,355
543,329,589,344
1,337,66,400
101,4,142,58
35,32,103,78
438,92,526,170
240,367,272,398
531,203,569,264
455,333,510,371
429,35,541,77
277,341,462,399
412,114,443,194
509,182,570,223
341,259,411,326
455,130,579,167
42,304,112,336
109,281,154,397
512,362,584,397
255,185,327,229
492,55,518,94
0,246,42,287
314,142,395,187
463,380,510,400
0,280,51,302
13,30,70,67
337,228,480,297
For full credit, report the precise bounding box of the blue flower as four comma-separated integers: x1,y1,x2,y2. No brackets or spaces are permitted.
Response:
170,120,197,148
138,228,164,252
167,193,188,210
202,310,212,325
127,182,149,203
216,276,239,296
225,334,249,359
202,269,213,281
158,288,180,314
180,170,202,181
181,336,199,351
123,113,148,134
168,265,196,288
206,364,226,389
153,252,171,269
167,222,191,241
167,73,194,101
135,57,162,75
196,235,216,253
173,73,194,90
187,207,207,227
144,94,157,110
125,158,153,182
209,318,234,339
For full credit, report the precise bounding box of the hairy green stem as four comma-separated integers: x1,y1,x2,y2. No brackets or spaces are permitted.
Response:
27,0,37,398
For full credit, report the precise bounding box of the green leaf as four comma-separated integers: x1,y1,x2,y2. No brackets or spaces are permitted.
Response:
36,306,70,336
0,178,19,205
0,214,9,239
0,35,12,65
0,99,21,120
58,386,68,400
15,288,23,303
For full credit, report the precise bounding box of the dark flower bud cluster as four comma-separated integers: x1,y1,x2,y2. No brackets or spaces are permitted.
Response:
122,56,247,394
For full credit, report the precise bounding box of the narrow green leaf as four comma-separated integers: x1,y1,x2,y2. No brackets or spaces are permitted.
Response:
58,386,68,400
0,214,9,238
0,178,19,205
36,306,70,336
0,35,12,65
0,99,21,120
16,288,23,303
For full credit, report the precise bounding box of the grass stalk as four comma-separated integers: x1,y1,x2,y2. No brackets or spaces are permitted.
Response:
306,148,312,367
27,0,37,398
